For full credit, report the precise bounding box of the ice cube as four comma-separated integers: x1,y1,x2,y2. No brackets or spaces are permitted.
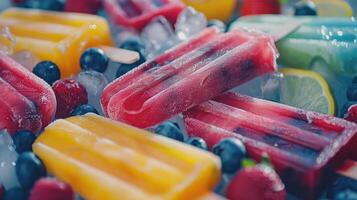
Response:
232,72,283,102
261,72,283,102
0,0,11,11
110,23,139,47
167,114,187,137
75,71,109,114
10,50,40,71
0,130,19,189
0,26,15,55
141,16,177,59
175,7,207,40
104,60,120,82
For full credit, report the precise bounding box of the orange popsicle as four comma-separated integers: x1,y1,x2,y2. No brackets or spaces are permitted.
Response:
33,113,222,200
0,8,113,77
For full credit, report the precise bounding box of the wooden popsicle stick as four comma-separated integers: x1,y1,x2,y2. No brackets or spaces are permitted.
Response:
234,17,301,42
98,45,140,64
272,20,301,42
336,159,357,180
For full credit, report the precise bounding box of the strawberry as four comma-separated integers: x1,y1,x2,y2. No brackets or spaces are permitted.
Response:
29,178,74,200
52,79,88,118
226,161,286,200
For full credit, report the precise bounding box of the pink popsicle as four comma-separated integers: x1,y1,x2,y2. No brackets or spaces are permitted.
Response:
0,53,56,134
101,28,277,128
183,92,357,199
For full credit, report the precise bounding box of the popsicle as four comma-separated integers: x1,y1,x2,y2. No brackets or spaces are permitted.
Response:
101,27,278,128
0,8,113,77
104,0,185,30
230,15,357,75
180,0,236,22
33,113,221,200
183,92,357,199
0,52,56,134
230,15,357,115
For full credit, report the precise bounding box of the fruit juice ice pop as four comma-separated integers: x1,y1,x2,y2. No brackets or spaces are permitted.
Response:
184,92,357,199
0,52,56,134
180,0,236,22
104,0,185,30
0,8,113,77
230,15,357,115
101,27,278,128
33,113,222,200
230,15,357,75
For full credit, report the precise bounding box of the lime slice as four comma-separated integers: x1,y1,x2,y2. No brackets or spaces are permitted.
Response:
312,0,353,17
280,68,335,115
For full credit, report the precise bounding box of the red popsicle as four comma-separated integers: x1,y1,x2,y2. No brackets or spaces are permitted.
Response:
104,0,185,30
183,92,357,199
101,28,277,128
0,53,56,134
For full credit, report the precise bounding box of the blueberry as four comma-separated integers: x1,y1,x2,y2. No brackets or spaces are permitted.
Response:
120,37,145,54
71,104,99,116
3,187,28,200
16,152,46,190
327,176,357,200
154,122,184,142
12,130,36,154
32,61,61,85
23,0,65,11
116,64,134,78
80,48,109,73
212,138,246,174
207,20,226,32
186,137,207,150
116,56,146,78
352,76,357,84
294,0,317,16
347,83,357,101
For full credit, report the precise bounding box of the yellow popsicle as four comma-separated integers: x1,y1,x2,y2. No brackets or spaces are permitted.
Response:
33,114,221,200
0,8,113,77
181,0,236,22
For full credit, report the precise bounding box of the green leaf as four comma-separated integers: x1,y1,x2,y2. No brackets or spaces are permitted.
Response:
242,158,256,168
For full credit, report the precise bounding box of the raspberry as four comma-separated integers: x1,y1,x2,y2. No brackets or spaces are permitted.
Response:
226,165,286,200
52,79,88,118
29,178,74,200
